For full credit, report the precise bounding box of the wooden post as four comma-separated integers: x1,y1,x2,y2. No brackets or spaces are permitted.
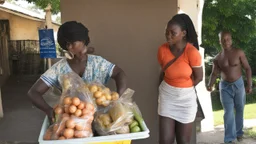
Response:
44,4,53,69
0,66,3,118
0,88,3,118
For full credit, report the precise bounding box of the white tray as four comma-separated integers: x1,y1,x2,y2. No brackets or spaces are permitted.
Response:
38,116,150,144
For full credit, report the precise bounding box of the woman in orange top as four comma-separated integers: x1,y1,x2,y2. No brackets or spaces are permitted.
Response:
158,14,203,144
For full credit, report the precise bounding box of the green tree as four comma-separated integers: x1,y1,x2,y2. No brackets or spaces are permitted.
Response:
202,0,256,73
25,0,60,14
55,15,61,24
27,5,42,13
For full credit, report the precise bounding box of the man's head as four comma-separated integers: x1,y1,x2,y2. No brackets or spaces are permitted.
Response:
219,30,232,50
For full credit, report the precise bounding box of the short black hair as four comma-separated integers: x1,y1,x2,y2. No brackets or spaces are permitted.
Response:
167,14,199,50
218,30,232,39
57,21,90,50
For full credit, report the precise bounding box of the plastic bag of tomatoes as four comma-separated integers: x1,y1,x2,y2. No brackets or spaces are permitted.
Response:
43,72,97,140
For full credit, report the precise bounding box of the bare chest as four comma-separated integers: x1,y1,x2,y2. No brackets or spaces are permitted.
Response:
218,52,241,69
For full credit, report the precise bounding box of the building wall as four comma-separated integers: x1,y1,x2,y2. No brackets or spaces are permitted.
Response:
0,10,59,40
0,10,60,84
178,0,202,44
178,0,199,32
61,0,177,143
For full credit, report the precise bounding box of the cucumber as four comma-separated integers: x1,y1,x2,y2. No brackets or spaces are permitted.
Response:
132,110,146,131
129,120,139,129
131,125,141,133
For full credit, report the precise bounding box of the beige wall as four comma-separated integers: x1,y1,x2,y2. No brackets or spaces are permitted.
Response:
178,0,203,44
178,0,199,32
0,10,59,40
61,0,177,143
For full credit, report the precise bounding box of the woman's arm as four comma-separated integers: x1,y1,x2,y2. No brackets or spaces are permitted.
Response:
192,67,203,86
27,79,54,123
111,66,127,95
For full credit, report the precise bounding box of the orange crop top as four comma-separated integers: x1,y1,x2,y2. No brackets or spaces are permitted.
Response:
157,42,201,88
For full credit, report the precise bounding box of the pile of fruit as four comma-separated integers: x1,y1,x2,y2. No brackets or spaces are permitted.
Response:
87,84,119,107
43,73,146,141
58,97,95,118
94,89,145,135
44,96,95,140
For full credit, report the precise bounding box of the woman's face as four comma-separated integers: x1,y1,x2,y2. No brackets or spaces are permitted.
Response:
68,41,88,60
165,23,186,46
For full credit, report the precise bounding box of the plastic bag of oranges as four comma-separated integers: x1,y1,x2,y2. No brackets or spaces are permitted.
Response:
87,82,120,107
43,72,96,140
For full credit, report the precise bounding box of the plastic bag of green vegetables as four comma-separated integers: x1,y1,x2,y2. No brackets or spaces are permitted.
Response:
129,102,146,133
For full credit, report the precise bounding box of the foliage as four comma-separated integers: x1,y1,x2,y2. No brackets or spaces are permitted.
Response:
24,0,60,14
55,15,61,24
202,0,256,71
211,87,256,111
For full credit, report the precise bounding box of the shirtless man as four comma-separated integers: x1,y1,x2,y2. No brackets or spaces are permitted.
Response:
207,31,252,143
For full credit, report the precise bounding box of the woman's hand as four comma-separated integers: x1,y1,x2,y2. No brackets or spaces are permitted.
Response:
111,66,127,96
118,88,126,96
206,85,213,92
46,108,55,124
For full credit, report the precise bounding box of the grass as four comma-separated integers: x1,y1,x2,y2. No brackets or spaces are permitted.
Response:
245,127,256,139
211,89,256,111
213,103,256,126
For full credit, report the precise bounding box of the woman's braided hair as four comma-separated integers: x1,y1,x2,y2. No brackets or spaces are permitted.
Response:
168,14,199,50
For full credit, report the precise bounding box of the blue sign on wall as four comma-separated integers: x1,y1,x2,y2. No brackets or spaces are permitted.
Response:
39,29,57,58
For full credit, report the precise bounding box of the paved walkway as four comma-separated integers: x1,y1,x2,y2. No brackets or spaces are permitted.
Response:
197,119,256,144
0,76,45,144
